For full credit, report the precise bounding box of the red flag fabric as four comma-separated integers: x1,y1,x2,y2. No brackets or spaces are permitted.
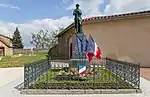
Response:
86,35,102,62
87,52,94,62
94,43,102,59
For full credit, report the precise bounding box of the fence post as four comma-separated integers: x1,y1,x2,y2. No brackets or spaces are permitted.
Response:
39,63,41,81
105,57,107,70
116,63,118,90
34,63,37,82
93,64,96,90
69,61,71,90
124,61,126,81
49,56,51,69
27,65,29,88
131,64,133,85
31,64,34,86
46,56,49,89
24,64,26,89
138,63,140,89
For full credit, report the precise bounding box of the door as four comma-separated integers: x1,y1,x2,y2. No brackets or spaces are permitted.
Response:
70,43,72,58
0,47,4,56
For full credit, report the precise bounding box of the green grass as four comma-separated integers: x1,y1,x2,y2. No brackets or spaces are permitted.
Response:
0,54,47,68
33,69,134,89
38,69,116,83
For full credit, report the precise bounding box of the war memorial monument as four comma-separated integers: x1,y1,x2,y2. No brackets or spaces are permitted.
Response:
22,4,141,94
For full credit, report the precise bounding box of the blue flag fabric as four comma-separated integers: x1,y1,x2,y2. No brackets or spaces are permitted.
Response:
75,34,102,62
75,34,88,52
86,35,95,53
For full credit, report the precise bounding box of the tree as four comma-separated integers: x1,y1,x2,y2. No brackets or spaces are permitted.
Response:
30,30,50,49
51,27,64,47
12,27,24,49
30,27,64,49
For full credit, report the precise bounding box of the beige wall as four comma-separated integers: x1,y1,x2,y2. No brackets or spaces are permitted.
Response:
58,16,150,67
83,16,150,67
0,41,13,56
58,27,75,58
0,35,13,56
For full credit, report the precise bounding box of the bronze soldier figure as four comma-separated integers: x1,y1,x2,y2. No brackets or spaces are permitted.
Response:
73,4,82,33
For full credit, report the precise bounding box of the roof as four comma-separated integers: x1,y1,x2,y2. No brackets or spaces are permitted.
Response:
0,34,13,48
56,10,150,37
0,39,13,48
0,34,12,40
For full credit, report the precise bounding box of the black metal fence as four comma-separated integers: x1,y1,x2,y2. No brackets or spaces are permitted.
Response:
24,58,50,89
24,57,140,89
106,58,140,89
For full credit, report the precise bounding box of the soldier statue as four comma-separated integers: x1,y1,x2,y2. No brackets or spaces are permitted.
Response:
73,4,82,33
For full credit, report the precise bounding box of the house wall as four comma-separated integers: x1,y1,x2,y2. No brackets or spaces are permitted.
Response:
83,16,150,67
0,41,13,56
0,35,13,56
58,27,75,58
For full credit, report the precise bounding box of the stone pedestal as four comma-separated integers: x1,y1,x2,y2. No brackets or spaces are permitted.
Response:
69,34,89,68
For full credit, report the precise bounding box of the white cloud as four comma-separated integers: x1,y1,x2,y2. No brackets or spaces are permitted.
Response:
0,16,73,48
62,0,70,4
1,0,150,48
0,4,20,10
66,0,104,17
104,0,150,15
65,0,150,16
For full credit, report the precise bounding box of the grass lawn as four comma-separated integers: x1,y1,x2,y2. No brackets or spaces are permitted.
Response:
0,54,47,68
33,69,134,89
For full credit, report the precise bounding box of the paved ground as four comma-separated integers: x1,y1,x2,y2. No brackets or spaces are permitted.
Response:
0,67,23,87
140,68,150,81
0,67,150,97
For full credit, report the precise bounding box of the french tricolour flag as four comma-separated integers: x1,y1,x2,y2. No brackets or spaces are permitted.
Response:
86,34,102,62
79,65,86,74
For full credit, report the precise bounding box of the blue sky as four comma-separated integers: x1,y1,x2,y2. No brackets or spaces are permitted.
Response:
0,0,109,23
0,0,150,48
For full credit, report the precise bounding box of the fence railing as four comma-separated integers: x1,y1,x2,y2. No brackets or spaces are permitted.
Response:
24,57,140,89
106,57,140,89
24,58,50,89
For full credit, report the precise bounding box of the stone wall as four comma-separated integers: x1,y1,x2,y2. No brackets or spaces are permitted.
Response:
13,49,49,54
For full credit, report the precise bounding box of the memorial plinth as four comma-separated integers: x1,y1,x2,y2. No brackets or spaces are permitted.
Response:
69,34,89,68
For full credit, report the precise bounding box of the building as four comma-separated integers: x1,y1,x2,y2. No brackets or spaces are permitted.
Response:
50,10,150,67
0,34,13,56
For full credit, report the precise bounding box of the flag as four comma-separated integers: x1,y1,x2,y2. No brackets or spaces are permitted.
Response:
75,34,88,52
79,65,86,74
86,34,102,62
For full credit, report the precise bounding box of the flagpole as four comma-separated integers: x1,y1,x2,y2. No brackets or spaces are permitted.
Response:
81,33,83,68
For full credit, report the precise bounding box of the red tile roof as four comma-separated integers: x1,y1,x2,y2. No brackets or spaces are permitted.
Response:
82,10,150,22
56,10,150,37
